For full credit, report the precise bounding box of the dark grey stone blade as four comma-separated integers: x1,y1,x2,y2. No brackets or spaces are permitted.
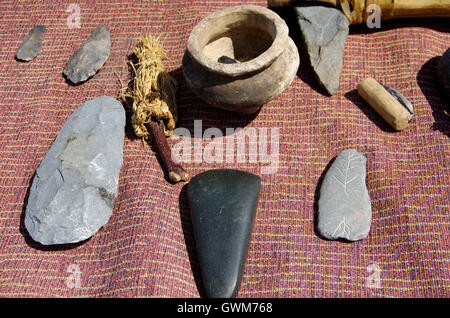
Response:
24,96,125,245
188,169,261,298
16,26,46,61
63,26,111,84
318,149,372,241
294,5,349,95
439,47,450,98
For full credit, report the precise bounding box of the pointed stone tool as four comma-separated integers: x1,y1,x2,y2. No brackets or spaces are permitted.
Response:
188,169,261,298
63,26,111,84
294,5,349,95
16,26,46,61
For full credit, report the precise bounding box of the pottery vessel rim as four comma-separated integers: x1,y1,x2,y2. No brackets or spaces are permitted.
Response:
186,5,289,78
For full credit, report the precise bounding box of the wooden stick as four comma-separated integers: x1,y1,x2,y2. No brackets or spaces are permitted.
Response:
387,0,450,19
357,78,413,131
147,120,189,183
268,0,337,6
349,0,450,24
268,0,450,24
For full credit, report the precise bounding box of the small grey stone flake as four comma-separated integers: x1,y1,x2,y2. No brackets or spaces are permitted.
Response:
439,47,450,98
24,96,125,245
16,26,46,61
63,26,111,84
294,6,349,95
318,149,372,241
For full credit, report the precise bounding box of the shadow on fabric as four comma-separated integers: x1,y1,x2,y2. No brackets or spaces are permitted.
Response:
170,67,260,138
417,56,450,138
344,89,397,133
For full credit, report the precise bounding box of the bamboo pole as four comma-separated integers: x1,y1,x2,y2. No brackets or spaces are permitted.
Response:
268,0,338,7
268,0,450,24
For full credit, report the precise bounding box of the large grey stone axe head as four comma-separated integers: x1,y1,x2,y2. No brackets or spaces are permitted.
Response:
269,0,450,95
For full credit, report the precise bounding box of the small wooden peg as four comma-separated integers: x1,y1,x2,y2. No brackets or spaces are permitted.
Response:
357,78,413,131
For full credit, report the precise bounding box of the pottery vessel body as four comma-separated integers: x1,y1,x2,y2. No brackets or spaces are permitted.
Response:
183,5,300,114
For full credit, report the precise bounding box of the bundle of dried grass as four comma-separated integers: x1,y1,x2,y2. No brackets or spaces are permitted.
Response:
120,34,178,138
119,35,188,183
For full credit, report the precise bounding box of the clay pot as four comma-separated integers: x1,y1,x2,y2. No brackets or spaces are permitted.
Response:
183,5,300,114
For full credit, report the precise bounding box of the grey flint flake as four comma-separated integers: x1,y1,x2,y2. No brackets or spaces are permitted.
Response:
63,26,111,84
439,48,450,98
294,6,349,95
16,26,46,61
24,96,125,245
318,149,372,241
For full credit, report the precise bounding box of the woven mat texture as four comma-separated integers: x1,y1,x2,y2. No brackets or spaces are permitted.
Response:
0,0,449,298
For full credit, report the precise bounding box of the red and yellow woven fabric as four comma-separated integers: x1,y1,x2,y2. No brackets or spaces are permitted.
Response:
0,0,448,298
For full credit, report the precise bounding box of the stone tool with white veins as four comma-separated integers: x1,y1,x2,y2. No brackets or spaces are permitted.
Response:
317,149,371,241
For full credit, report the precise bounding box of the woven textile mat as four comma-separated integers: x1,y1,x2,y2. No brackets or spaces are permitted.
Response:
0,0,448,297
